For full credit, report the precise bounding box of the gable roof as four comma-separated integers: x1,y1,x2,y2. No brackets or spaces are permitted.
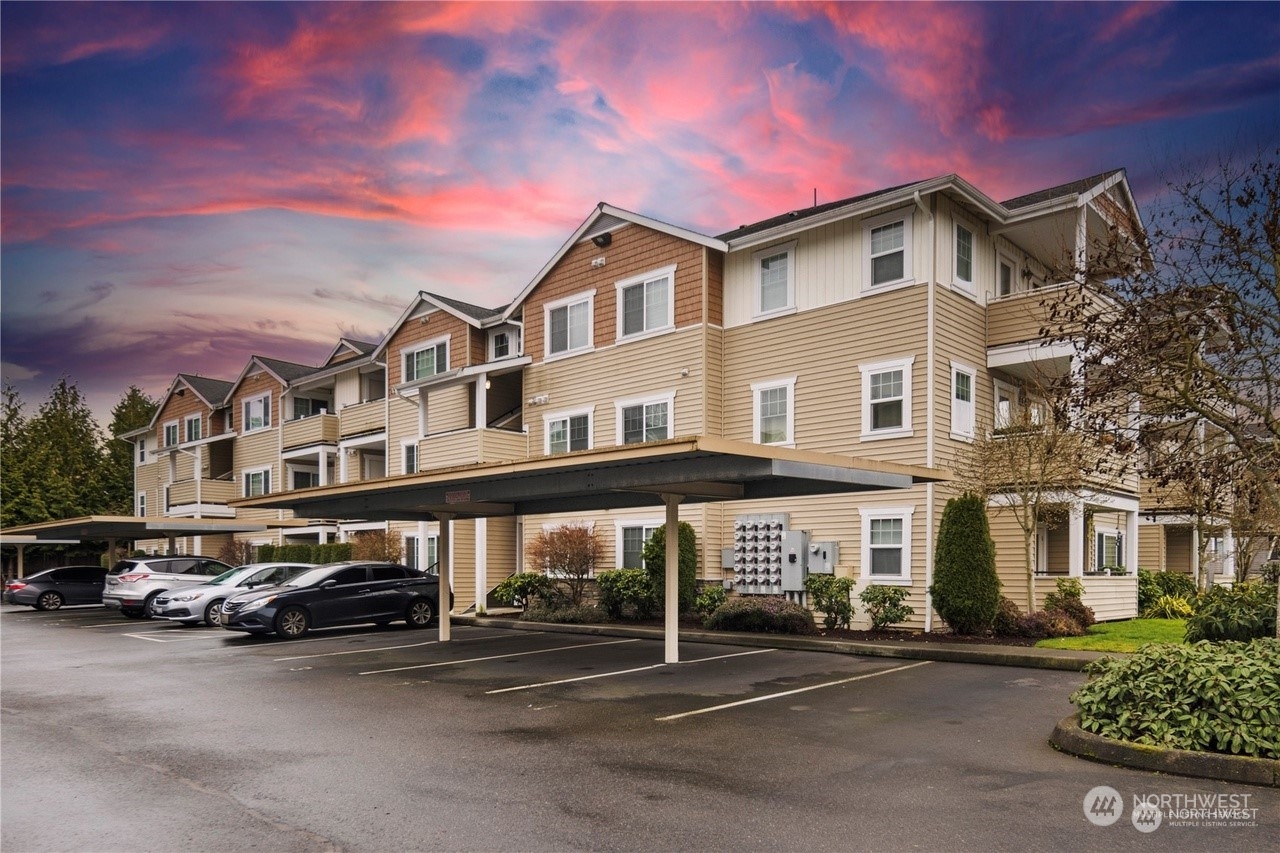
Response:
370,290,508,363
223,354,320,402
324,338,378,366
1001,169,1125,211
147,373,234,428
501,203,726,322
717,181,921,242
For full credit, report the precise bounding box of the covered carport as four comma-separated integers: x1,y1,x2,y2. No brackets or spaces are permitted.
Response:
235,436,941,662
0,516,305,577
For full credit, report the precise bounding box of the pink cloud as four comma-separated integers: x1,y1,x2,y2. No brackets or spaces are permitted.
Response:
1095,2,1171,43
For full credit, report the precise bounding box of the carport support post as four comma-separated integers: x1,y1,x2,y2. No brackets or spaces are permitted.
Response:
436,512,454,642
662,494,683,664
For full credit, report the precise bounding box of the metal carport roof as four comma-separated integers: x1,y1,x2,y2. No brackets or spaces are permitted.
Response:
234,436,944,662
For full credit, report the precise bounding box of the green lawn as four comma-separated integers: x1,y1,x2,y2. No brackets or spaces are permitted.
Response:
1035,618,1186,653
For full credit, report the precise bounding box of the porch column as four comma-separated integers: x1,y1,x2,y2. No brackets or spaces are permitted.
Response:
1223,527,1236,582
16,544,25,578
475,518,488,615
107,538,117,569
436,512,455,642
318,449,329,487
1074,205,1088,283
339,449,349,484
1191,527,1202,588
1068,503,1086,577
475,373,488,430
1125,510,1139,575
662,494,683,664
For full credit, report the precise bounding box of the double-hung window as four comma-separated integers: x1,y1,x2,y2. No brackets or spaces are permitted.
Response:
546,409,591,455
546,292,594,357
617,265,674,339
618,394,673,445
163,421,179,447
243,467,271,497
619,522,661,569
860,507,914,583
403,441,418,474
136,437,148,464
954,223,974,290
137,492,146,517
997,256,1016,297
243,394,270,432
754,242,796,316
405,339,448,383
1097,531,1125,570
752,377,796,446
864,210,913,289
490,329,512,360
950,362,976,440
860,357,914,439
184,414,202,443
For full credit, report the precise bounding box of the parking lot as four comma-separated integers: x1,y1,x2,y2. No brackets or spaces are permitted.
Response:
3,603,1276,852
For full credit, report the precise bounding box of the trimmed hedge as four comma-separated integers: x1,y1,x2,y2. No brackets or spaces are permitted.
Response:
930,493,1000,634
641,522,699,614
256,542,352,564
704,596,817,635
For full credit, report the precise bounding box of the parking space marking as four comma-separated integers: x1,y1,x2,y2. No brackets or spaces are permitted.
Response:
655,660,932,721
680,648,777,664
273,631,535,662
486,663,667,694
80,620,158,628
358,638,640,675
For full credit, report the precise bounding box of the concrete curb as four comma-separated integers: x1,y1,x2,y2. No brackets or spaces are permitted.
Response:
1051,714,1280,788
453,615,1106,672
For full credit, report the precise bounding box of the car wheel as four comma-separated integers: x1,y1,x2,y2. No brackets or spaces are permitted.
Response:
204,599,225,627
274,606,310,639
35,591,65,611
405,598,434,628
141,593,162,619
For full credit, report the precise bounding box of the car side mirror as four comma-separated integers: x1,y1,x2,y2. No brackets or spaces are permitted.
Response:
319,579,338,589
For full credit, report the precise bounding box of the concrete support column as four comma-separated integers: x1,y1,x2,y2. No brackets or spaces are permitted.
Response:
475,374,488,430
16,544,25,578
436,512,455,642
662,494,683,664
475,518,488,614
1068,503,1086,577
318,449,329,487
1125,510,1139,575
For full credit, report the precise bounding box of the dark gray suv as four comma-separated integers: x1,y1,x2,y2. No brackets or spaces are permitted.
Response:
102,556,233,619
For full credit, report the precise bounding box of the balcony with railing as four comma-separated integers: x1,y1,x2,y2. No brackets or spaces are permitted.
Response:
165,478,237,518
283,412,339,450
987,281,1113,350
419,428,529,470
339,400,385,437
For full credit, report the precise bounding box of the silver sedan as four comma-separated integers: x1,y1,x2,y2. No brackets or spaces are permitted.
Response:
151,563,314,626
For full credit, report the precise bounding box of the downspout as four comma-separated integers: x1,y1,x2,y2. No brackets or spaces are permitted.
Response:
913,189,937,632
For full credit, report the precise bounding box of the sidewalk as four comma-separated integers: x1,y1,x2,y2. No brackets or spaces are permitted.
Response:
452,613,1108,672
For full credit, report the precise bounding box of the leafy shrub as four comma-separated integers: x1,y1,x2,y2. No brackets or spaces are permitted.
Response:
1260,561,1280,585
858,584,915,630
257,544,276,562
992,596,1024,636
804,575,855,630
1016,609,1087,639
527,523,604,606
493,572,560,611
1072,639,1280,759
704,596,817,635
1044,577,1095,630
1184,582,1277,643
1142,594,1196,619
521,604,609,624
930,493,1000,634
596,568,658,620
693,584,728,620
316,542,352,564
641,522,699,614
1138,568,1198,612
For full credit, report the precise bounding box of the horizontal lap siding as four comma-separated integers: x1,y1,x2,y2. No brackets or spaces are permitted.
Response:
387,397,417,474
987,505,1037,609
426,385,471,435
450,519,477,613
522,505,710,577
934,287,991,470
1138,525,1165,570
485,516,519,592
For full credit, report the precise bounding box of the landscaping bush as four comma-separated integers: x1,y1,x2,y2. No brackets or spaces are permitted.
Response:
595,568,658,620
493,571,560,611
693,584,728,621
992,596,1024,636
257,544,276,562
1044,577,1095,630
521,603,609,624
858,584,915,630
1137,568,1198,612
704,596,817,635
1072,639,1280,759
803,574,855,630
930,493,1000,634
527,523,604,607
1141,594,1196,620
641,522,699,613
1184,582,1277,643
1260,561,1280,585
1016,609,1087,639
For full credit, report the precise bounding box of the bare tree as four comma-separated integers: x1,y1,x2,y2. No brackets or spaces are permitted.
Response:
351,529,404,563
526,523,603,607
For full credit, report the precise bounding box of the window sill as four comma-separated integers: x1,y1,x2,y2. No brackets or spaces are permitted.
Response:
949,280,977,300
861,575,911,586
948,431,975,443
543,346,595,364
752,305,797,322
615,325,674,346
861,278,917,296
860,428,913,442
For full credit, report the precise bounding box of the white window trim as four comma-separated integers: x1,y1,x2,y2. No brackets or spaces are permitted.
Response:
615,264,676,342
287,463,320,491
614,391,676,445
543,289,596,361
859,356,915,440
753,240,798,319
489,328,517,361
615,519,663,569
543,405,594,455
949,360,977,442
993,377,1020,430
137,491,146,517
952,218,975,294
242,393,271,433
859,506,915,585
403,335,450,383
751,376,797,448
136,437,148,466
401,439,419,475
242,465,272,498
996,252,1019,299
183,413,202,443
862,208,914,292
1096,529,1126,570
163,419,179,448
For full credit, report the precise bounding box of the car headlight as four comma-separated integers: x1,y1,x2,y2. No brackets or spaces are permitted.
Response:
169,593,202,602
239,596,276,613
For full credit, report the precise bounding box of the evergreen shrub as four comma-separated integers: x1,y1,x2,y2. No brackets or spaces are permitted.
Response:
929,493,1000,634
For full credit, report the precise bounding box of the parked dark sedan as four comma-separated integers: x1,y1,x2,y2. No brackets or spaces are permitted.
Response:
221,561,441,639
4,566,108,610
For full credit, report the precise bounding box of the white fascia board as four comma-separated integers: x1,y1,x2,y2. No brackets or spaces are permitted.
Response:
986,341,1076,370
597,204,726,252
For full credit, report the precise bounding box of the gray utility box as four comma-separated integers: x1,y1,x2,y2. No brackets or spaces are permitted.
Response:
807,541,839,575
780,530,810,591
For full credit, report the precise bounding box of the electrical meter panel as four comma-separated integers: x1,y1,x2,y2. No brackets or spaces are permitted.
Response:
731,513,788,594
780,530,810,591
806,541,839,575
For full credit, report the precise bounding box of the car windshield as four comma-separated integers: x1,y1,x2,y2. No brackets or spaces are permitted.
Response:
207,569,242,586
283,566,345,588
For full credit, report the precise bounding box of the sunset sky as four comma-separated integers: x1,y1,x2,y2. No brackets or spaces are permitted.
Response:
2,1,1277,425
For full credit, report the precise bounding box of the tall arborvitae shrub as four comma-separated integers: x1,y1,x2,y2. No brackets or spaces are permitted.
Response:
930,493,1001,634
642,522,699,613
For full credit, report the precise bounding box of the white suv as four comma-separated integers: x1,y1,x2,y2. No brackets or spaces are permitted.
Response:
102,557,233,619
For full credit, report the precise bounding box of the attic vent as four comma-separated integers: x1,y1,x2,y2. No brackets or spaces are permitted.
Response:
583,214,627,244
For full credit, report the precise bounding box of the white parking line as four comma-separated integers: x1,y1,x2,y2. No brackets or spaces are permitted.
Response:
486,664,667,694
273,631,536,662
358,638,640,675
655,660,933,721
680,648,777,664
